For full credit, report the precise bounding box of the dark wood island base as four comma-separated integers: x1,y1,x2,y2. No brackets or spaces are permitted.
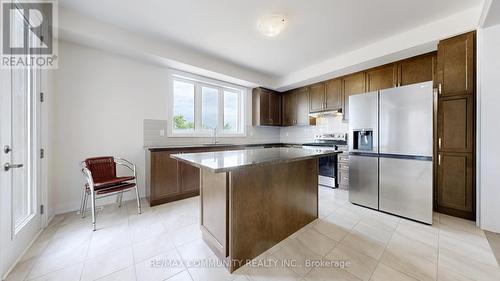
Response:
199,158,319,272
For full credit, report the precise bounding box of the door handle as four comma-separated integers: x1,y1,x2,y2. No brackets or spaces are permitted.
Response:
438,154,441,166
438,138,442,149
4,163,24,171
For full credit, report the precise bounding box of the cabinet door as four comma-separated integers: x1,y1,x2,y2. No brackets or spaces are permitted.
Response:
282,91,296,126
437,32,475,96
309,83,325,112
398,53,436,86
342,72,366,121
325,78,342,111
151,151,179,200
259,89,271,126
269,92,282,126
438,95,474,153
366,64,397,91
296,87,310,125
178,161,200,193
436,152,474,219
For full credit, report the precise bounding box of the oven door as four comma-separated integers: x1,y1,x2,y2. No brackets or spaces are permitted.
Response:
318,154,337,188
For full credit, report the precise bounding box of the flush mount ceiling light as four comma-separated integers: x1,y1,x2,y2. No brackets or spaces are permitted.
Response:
257,15,287,37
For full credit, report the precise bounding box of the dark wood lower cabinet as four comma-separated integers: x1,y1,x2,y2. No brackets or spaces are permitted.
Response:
436,152,475,220
148,151,180,203
178,161,201,193
146,145,255,206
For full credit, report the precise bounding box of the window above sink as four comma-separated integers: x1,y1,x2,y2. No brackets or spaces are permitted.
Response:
168,70,247,137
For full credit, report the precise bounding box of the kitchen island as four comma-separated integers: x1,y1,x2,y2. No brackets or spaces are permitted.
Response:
172,147,341,272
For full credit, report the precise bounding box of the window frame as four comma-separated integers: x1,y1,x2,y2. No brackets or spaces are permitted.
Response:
168,70,246,137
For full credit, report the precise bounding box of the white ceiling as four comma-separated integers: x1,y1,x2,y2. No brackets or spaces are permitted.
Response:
59,0,482,83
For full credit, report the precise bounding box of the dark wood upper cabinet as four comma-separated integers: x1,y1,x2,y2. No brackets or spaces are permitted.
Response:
398,52,437,86
269,90,282,125
252,87,281,126
325,78,342,111
342,72,366,121
296,87,310,125
282,87,310,126
366,64,397,92
436,152,474,220
282,90,296,126
309,83,326,112
437,32,475,97
438,95,474,153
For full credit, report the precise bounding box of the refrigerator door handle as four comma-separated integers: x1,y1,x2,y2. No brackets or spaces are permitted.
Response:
378,153,432,161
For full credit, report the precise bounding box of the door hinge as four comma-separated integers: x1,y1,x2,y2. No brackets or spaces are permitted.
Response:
40,205,44,215
40,148,45,159
40,92,44,102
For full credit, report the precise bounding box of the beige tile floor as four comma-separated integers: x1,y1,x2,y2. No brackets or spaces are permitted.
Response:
6,186,500,281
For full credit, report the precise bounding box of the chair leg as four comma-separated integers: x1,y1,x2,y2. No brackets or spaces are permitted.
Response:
118,191,124,207
135,185,142,214
79,187,86,216
90,190,96,231
81,190,88,218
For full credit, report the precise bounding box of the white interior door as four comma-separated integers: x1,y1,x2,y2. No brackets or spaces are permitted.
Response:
0,8,42,278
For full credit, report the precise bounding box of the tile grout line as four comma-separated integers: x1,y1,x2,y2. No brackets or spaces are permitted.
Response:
365,217,415,281
173,236,194,281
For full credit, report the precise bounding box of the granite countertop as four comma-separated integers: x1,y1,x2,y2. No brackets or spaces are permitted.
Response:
146,143,303,151
171,147,341,173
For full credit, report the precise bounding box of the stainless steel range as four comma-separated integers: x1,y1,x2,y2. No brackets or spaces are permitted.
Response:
303,133,347,188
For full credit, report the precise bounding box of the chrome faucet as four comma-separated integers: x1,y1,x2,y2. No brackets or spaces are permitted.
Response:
212,127,218,144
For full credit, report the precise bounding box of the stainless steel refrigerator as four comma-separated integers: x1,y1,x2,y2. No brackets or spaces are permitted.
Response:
348,81,433,224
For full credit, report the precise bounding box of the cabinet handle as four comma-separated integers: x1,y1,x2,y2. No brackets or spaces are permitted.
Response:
438,83,442,95
438,154,441,166
438,138,442,149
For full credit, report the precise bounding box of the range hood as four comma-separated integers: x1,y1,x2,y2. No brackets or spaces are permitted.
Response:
308,109,342,118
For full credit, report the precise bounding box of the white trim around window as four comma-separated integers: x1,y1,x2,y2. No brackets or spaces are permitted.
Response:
167,70,247,137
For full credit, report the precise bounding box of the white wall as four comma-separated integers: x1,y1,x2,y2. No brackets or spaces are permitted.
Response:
478,24,500,233
50,40,170,213
50,41,280,214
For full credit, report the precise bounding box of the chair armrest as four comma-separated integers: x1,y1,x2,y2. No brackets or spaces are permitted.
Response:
114,157,136,178
81,161,95,191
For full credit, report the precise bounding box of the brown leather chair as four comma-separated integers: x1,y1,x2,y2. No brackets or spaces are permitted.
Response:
80,156,141,230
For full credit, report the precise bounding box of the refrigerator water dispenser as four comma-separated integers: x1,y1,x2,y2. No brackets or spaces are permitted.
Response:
353,130,373,151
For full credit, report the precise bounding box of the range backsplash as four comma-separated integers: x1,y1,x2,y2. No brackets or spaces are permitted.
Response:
279,115,348,143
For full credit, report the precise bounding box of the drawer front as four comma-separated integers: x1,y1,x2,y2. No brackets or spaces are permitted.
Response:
338,163,350,170
338,154,349,164
338,168,349,187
